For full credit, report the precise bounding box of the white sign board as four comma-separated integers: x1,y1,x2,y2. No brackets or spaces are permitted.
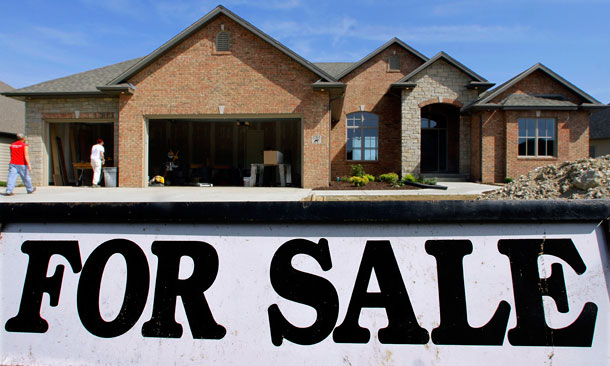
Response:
1,222,608,365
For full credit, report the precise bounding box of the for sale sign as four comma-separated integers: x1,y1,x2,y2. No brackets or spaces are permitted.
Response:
1,217,608,366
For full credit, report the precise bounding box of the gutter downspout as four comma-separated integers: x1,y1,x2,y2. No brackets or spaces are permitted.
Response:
329,92,345,186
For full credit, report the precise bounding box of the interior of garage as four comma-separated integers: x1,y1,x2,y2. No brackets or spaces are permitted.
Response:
148,118,301,187
48,122,114,186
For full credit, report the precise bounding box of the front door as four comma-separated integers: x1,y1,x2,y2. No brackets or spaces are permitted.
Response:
421,115,447,173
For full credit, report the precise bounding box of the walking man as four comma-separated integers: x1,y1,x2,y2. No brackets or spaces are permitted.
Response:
5,133,35,196
90,139,105,187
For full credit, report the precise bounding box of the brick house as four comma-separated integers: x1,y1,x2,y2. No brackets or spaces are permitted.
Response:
3,5,606,188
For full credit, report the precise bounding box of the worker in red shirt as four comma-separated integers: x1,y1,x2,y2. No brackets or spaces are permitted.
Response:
5,133,36,196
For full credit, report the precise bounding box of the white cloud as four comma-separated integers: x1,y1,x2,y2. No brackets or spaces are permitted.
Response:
33,26,88,46
77,0,148,18
394,24,536,43
263,17,537,45
0,32,82,66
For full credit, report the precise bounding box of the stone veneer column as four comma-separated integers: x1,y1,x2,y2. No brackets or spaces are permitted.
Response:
399,59,479,178
401,91,421,177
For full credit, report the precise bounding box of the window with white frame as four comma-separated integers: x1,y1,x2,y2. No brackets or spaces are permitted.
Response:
347,112,378,161
518,118,555,156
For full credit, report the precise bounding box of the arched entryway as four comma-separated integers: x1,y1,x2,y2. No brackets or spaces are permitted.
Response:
420,103,460,173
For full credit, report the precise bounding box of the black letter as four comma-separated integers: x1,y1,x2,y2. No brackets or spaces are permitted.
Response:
142,241,226,339
268,238,339,346
77,239,149,338
333,240,429,344
499,238,598,347
5,241,82,333
426,240,510,345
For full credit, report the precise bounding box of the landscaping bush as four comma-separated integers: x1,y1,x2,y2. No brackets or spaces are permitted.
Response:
378,173,399,184
364,173,375,182
422,177,437,185
402,174,416,183
350,164,365,177
349,176,369,187
504,177,514,183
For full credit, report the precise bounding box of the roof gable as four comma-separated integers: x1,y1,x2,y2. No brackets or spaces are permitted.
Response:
396,51,489,84
108,5,337,85
476,63,601,106
334,38,428,80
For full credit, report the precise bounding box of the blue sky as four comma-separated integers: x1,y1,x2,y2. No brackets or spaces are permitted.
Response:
1,0,609,102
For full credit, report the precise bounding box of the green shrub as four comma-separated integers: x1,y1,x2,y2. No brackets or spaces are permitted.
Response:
349,176,369,187
504,177,514,183
422,177,437,185
340,176,350,182
350,164,365,177
402,174,416,183
364,174,375,182
379,173,399,184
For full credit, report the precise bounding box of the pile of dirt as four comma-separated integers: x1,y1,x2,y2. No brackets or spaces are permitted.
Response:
479,155,610,200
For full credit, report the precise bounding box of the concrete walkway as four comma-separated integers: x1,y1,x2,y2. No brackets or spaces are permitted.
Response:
0,182,500,202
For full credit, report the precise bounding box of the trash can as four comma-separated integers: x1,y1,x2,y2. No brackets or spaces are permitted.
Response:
103,167,118,187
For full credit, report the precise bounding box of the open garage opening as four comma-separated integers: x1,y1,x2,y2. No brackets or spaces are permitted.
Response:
148,118,302,187
48,122,114,186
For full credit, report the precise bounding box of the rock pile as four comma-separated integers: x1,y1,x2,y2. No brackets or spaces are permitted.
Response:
479,155,610,200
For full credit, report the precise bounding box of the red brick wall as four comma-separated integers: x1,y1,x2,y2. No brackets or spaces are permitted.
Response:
118,15,328,187
470,114,481,181
475,70,591,183
475,109,589,183
479,110,506,183
330,44,424,179
504,110,589,180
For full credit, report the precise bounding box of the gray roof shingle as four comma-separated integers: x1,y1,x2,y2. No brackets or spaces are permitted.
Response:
313,63,354,79
4,58,143,96
0,81,24,134
501,94,577,108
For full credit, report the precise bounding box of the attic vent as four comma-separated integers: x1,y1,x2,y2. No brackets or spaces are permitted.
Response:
388,55,400,71
216,31,230,52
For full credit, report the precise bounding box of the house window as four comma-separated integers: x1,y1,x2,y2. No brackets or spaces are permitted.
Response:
388,55,400,71
216,31,230,52
518,118,555,156
347,112,378,161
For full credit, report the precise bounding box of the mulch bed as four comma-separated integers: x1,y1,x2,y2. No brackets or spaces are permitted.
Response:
313,181,420,190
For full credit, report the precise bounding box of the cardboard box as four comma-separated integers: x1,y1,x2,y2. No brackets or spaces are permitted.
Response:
264,150,283,165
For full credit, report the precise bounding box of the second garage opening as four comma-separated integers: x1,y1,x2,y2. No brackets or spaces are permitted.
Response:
148,118,301,187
